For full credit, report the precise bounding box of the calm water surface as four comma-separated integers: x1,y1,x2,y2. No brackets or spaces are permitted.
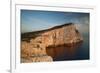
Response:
46,34,89,61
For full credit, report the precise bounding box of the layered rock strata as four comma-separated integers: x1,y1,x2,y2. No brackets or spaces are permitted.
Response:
41,23,83,47
21,41,53,63
21,23,83,63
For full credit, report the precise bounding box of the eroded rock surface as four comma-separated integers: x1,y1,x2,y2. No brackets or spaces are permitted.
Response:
41,23,83,47
21,23,83,63
21,40,53,62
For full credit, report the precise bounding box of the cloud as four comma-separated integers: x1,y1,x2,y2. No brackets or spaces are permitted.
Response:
74,16,89,34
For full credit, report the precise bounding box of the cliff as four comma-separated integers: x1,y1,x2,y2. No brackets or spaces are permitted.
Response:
21,23,83,63
40,23,83,47
21,41,53,63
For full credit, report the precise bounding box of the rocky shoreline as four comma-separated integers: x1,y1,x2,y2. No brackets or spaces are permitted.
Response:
21,23,83,63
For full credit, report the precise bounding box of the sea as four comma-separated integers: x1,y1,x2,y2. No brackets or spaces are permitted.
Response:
46,33,89,61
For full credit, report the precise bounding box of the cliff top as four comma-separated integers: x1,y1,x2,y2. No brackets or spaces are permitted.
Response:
22,23,74,34
21,23,74,41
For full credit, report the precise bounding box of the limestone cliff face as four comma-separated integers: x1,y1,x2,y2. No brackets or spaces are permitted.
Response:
21,41,53,63
41,23,83,47
21,23,83,63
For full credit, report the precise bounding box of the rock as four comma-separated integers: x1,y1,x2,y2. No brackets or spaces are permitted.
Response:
21,55,53,63
41,23,83,47
21,41,33,58
21,58,33,63
31,55,53,62
21,41,47,58
21,39,53,63
21,23,83,63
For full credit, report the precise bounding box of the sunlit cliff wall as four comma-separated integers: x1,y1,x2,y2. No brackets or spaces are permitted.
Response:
41,23,83,47
21,23,83,63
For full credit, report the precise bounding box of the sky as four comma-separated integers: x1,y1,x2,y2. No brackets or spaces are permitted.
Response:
21,10,89,34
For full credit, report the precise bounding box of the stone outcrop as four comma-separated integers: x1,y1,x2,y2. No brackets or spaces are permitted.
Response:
21,41,53,63
21,56,53,63
21,23,83,63
36,23,83,47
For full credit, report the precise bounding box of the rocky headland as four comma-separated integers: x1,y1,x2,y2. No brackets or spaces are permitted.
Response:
21,23,83,63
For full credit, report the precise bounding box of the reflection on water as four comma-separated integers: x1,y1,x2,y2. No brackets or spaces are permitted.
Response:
46,36,89,61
